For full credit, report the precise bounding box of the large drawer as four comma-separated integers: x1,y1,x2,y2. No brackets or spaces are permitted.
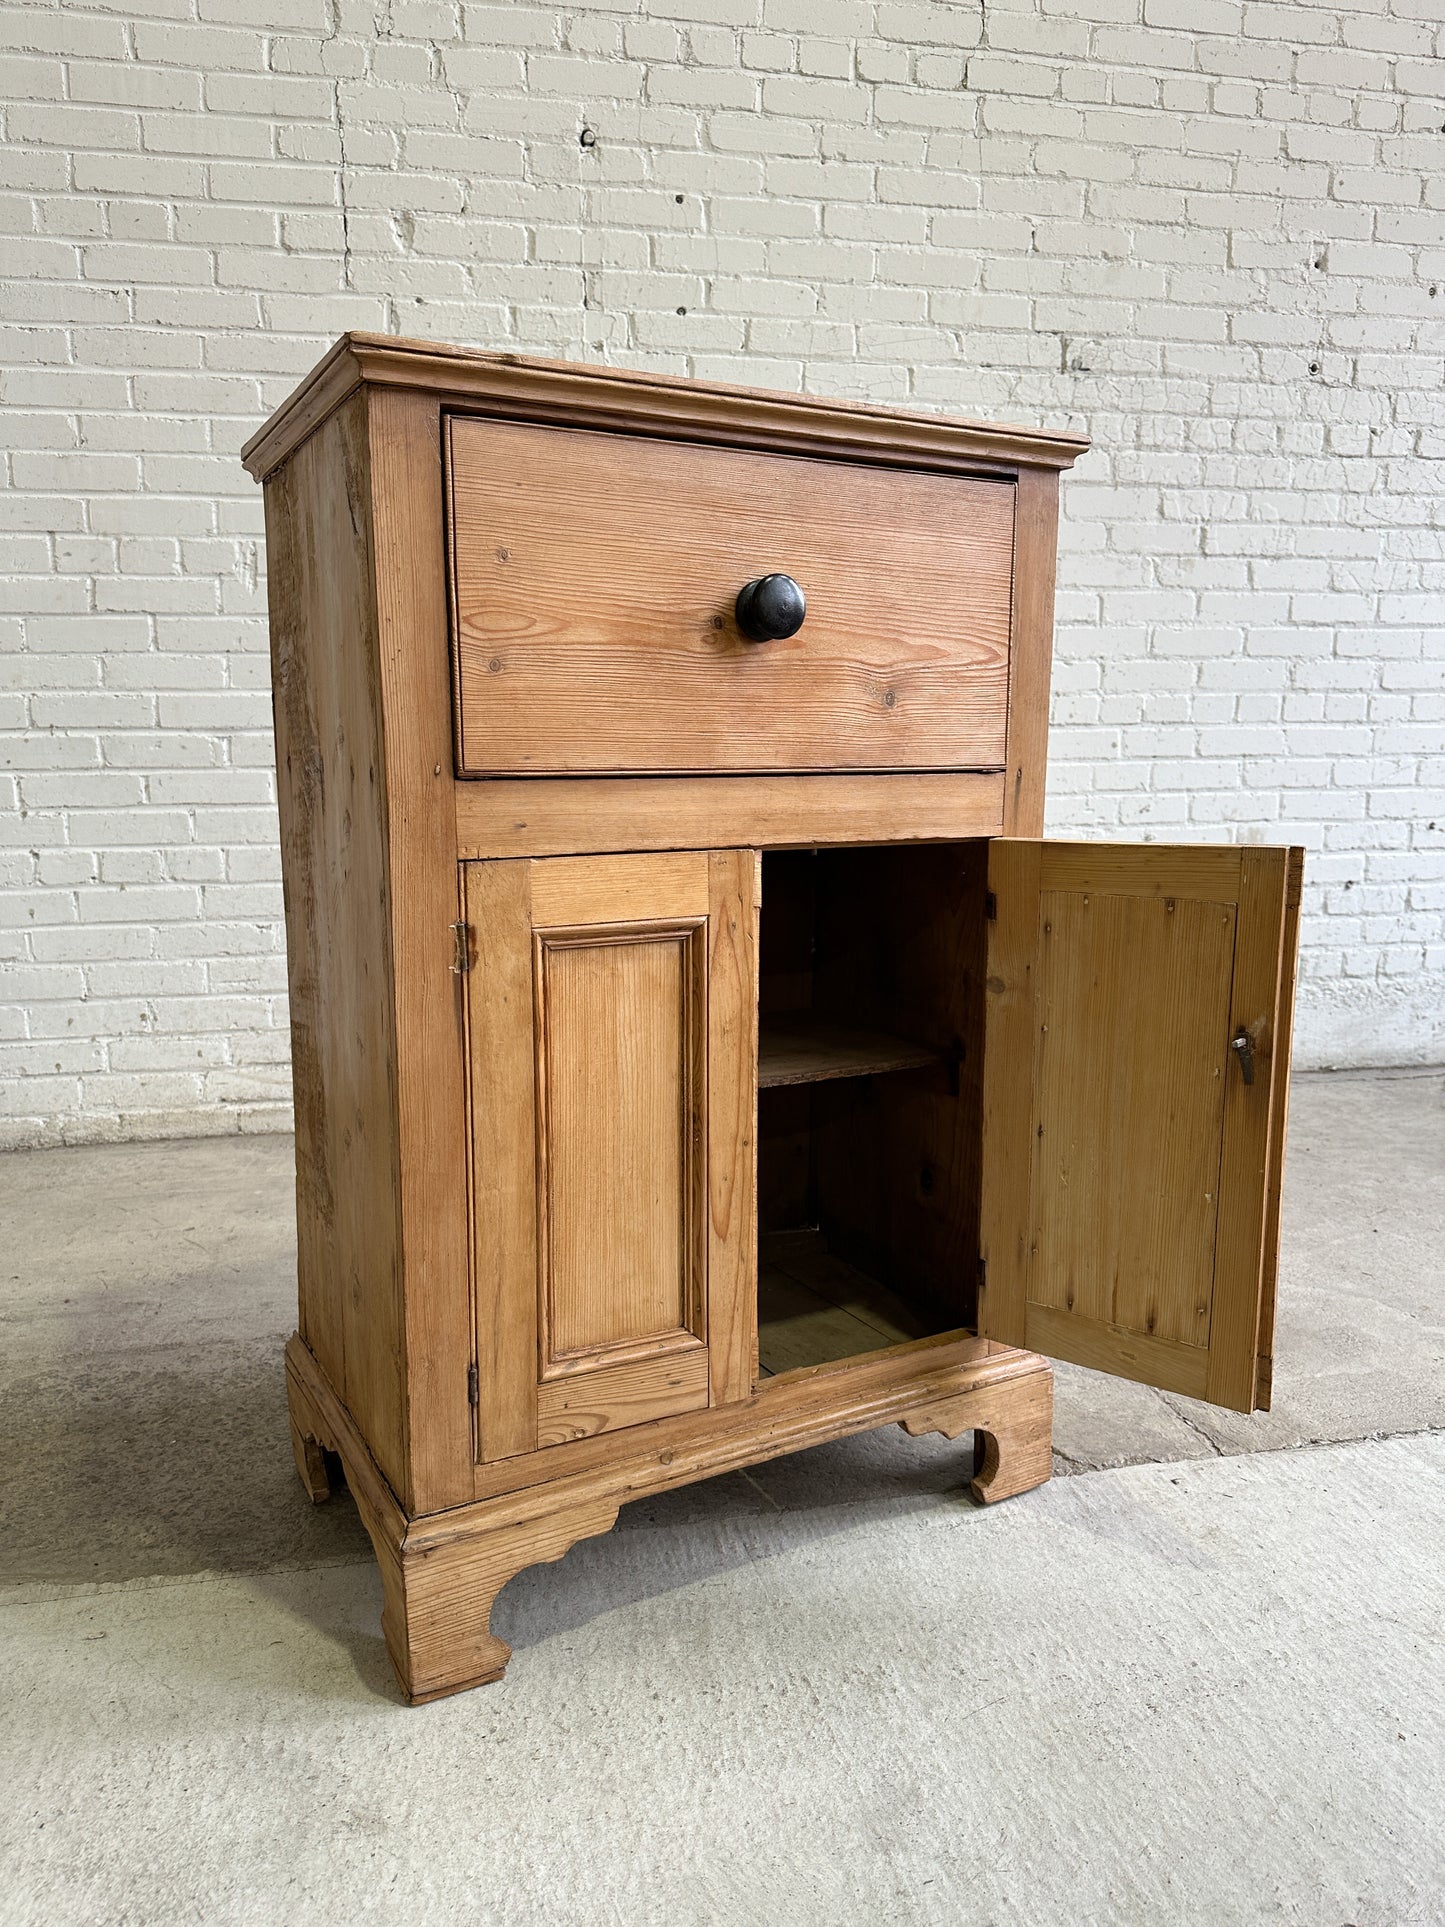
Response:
445,415,1015,777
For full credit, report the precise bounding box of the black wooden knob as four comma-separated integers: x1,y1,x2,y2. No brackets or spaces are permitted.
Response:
735,573,806,642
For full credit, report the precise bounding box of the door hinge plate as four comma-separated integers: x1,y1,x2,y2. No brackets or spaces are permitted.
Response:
467,1362,479,1406
985,890,998,921
451,919,470,975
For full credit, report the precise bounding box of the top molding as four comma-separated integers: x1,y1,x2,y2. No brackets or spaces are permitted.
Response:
240,330,1091,484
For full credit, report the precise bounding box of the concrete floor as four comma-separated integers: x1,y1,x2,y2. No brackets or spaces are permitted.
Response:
2,1068,1442,1923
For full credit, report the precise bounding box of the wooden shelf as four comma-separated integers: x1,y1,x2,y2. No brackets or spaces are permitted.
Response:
757,1016,941,1090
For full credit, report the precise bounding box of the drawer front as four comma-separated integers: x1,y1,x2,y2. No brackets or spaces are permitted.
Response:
447,416,1015,777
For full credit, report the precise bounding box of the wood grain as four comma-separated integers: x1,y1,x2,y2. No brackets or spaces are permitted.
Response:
285,1332,426,1699
242,329,1090,484
453,771,1008,858
467,848,757,1455
287,1324,1050,1699
448,416,1016,776
1039,841,1243,902
758,1229,930,1376
394,1493,623,1703
465,1329,1012,1504
757,1271,911,1376
535,1349,710,1447
366,384,475,1513
1028,889,1236,1346
980,838,1295,1417
243,338,361,484
978,839,1043,1354
765,1227,931,1342
1205,846,1291,1410
290,1331,618,1699
1023,1304,1210,1400
758,1017,941,1088
535,923,705,1370
1254,847,1304,1410
900,1365,1054,1506
465,858,539,1462
528,850,708,925
705,848,760,1408
1002,466,1058,836
1040,844,1248,901
263,394,406,1495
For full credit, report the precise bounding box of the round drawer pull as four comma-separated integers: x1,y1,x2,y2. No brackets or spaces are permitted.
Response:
735,572,806,642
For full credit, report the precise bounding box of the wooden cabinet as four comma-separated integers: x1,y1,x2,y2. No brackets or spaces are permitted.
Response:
245,335,1301,1703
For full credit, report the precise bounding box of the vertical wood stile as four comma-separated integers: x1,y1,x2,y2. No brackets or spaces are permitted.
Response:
978,838,1042,1347
1002,470,1059,838
707,848,761,1405
465,859,540,1462
1252,846,1304,1410
367,385,475,1511
1206,846,1292,1410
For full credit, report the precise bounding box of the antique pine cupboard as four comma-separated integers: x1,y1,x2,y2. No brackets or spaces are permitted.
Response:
242,334,1302,1704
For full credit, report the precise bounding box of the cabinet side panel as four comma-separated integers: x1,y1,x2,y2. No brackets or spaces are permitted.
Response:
1003,468,1059,837
263,396,405,1487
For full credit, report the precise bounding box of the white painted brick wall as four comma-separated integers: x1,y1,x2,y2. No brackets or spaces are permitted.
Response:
2,0,1443,1148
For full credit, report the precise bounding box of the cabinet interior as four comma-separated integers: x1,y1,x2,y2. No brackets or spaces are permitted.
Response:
756,841,990,1378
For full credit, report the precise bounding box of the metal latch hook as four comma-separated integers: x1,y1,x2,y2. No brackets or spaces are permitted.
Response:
1229,1027,1255,1087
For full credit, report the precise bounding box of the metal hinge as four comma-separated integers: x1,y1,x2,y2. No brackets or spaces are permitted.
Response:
467,1362,479,1406
985,890,997,921
975,1257,988,1336
451,919,470,975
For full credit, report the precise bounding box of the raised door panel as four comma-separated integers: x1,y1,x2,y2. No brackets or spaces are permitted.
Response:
465,850,758,1459
446,416,1015,777
980,839,1302,1414
536,917,705,1375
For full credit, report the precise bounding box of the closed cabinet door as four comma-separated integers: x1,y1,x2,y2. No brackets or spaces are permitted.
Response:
463,850,758,1459
980,838,1303,1414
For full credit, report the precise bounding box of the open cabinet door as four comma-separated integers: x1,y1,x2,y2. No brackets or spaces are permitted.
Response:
979,840,1303,1414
